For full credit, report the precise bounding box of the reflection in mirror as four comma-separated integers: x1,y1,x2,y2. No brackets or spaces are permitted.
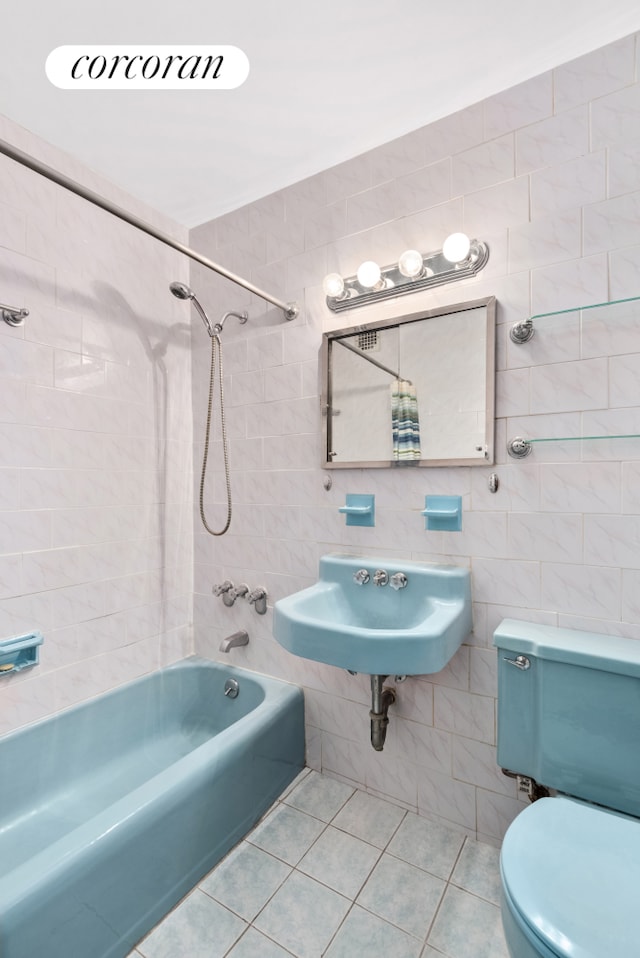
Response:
322,297,495,468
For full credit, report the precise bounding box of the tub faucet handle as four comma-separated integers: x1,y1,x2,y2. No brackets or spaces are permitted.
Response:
373,569,388,587
230,583,249,600
213,580,234,596
353,569,370,585
248,587,267,615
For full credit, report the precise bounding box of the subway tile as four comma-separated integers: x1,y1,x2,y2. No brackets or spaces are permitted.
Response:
508,512,583,562
530,151,606,218
591,82,640,152
515,106,589,175
554,36,636,112
610,244,640,300
452,135,514,195
464,177,530,235
529,357,608,414
453,737,516,798
541,561,621,620
434,686,495,745
608,146,640,197
584,191,640,256
509,208,581,273
484,72,553,139
418,765,477,831
531,253,608,314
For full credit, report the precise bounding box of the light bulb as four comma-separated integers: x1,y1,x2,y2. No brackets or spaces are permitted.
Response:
323,273,345,298
356,260,382,289
398,249,424,278
442,233,471,263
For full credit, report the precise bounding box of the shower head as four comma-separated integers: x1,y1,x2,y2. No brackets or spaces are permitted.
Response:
169,281,194,301
169,281,215,337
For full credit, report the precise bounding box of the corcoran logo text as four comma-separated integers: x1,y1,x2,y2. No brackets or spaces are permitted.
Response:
46,46,249,90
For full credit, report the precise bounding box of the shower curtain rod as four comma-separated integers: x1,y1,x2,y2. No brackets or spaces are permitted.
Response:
335,336,411,384
0,137,299,321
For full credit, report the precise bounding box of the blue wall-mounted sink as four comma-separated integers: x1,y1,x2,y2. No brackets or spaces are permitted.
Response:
273,554,472,675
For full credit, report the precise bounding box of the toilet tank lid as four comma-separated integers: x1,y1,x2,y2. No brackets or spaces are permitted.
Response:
493,618,640,678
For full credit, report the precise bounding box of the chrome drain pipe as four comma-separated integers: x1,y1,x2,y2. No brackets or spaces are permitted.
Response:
370,675,396,751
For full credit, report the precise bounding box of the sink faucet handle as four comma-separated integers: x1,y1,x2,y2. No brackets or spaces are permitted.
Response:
389,572,408,590
353,569,370,585
213,580,234,596
373,569,389,587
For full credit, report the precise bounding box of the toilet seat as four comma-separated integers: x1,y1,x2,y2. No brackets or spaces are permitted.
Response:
501,796,640,958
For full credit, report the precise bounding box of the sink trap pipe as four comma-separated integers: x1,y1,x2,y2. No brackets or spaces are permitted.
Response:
370,675,396,751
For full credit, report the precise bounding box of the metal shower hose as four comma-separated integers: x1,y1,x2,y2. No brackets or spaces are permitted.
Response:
200,333,232,535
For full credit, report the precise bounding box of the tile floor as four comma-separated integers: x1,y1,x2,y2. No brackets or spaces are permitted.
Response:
128,769,509,958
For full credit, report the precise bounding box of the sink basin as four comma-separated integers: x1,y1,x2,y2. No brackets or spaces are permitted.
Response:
273,553,472,675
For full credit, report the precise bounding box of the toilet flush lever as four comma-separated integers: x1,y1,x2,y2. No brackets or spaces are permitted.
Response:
504,654,531,671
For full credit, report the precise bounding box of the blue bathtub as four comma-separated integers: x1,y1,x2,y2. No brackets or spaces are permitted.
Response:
0,657,305,958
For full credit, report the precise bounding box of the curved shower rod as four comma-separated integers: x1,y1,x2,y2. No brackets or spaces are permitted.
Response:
0,137,299,322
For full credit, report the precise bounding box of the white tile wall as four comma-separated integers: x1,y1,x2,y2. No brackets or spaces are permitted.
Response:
190,31,640,844
0,119,194,735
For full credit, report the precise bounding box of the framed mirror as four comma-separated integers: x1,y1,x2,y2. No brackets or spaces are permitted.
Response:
321,296,496,468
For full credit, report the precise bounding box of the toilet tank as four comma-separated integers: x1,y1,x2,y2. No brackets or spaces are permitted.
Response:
494,619,640,818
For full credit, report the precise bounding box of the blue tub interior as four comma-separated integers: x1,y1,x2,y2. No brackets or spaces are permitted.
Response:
0,657,305,958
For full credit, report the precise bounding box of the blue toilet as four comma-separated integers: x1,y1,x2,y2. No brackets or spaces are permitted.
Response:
494,619,640,958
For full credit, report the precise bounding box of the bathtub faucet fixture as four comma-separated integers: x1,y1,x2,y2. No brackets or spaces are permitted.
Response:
219,630,249,653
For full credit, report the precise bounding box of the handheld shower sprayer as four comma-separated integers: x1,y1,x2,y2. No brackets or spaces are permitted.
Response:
169,282,248,337
169,281,215,337
168,282,250,538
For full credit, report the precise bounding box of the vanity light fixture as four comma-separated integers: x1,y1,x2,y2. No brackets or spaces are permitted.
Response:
323,234,489,312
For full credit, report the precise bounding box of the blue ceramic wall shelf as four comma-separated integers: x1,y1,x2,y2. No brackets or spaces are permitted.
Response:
422,495,462,532
0,631,44,675
339,494,375,527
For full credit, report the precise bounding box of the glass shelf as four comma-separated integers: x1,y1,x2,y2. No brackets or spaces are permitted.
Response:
529,294,640,322
507,295,640,457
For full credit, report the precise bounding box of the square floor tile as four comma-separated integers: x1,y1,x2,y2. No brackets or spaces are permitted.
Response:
298,825,381,899
138,889,246,958
332,788,407,849
200,841,291,921
247,802,325,865
325,905,423,958
451,839,501,905
428,885,509,958
387,812,465,880
254,870,351,958
284,769,355,822
357,853,446,940
226,927,294,958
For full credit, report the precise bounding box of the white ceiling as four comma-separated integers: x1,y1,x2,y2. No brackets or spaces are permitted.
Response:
1,1,640,227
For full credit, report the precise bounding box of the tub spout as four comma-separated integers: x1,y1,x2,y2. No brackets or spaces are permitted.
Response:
219,630,249,653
